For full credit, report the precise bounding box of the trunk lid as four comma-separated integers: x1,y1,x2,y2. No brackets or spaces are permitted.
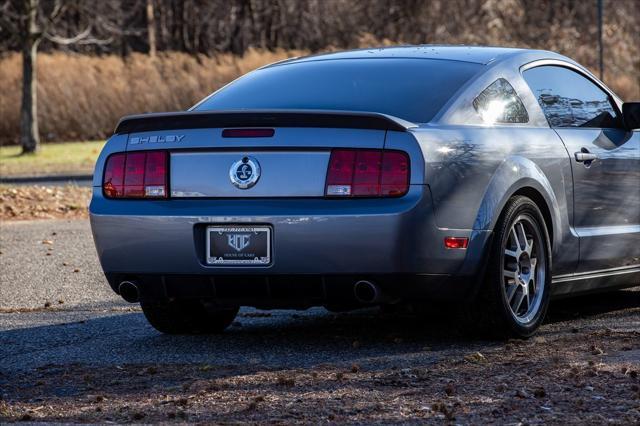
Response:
121,110,413,198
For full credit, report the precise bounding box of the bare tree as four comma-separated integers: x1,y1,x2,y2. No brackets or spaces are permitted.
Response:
2,0,102,154
145,0,156,56
19,0,42,154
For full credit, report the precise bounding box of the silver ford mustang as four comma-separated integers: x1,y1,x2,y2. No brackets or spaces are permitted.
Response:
90,46,640,337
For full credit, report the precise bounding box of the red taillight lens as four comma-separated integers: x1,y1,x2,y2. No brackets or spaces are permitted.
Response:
381,151,410,196
103,151,168,199
103,153,125,198
123,152,146,197
143,151,168,197
444,237,469,249
325,150,356,196
352,150,382,196
325,149,409,198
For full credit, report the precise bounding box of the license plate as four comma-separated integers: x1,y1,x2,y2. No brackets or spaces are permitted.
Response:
206,226,271,265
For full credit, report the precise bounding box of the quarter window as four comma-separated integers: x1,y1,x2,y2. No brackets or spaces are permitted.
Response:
473,78,529,124
522,65,623,129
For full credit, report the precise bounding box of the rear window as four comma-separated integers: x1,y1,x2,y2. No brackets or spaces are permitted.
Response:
194,58,482,123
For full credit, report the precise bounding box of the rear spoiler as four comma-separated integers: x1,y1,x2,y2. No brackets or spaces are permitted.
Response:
114,110,416,134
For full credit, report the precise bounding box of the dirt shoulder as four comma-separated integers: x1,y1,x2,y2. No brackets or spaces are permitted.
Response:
0,185,90,221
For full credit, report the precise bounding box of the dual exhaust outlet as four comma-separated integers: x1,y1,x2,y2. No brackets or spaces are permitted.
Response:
118,280,140,303
118,279,385,305
353,280,388,304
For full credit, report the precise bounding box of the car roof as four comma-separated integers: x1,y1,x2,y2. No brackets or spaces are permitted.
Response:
268,45,561,67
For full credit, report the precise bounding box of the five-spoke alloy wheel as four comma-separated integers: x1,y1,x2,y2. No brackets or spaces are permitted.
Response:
481,195,552,338
502,215,546,325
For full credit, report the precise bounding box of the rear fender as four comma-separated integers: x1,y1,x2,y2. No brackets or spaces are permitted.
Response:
473,155,562,249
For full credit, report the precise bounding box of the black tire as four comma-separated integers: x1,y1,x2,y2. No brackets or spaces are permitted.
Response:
478,195,552,338
141,299,239,334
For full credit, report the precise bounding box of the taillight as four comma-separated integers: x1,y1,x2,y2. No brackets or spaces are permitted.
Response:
325,149,409,197
102,153,125,198
103,151,168,199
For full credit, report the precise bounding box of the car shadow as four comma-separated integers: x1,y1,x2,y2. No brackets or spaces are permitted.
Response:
1,287,638,418
547,287,640,322
1,287,637,378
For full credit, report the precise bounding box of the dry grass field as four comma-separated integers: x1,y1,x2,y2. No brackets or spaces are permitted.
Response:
0,49,304,144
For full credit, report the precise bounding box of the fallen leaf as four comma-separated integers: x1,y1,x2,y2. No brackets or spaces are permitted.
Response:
464,352,487,364
445,382,455,396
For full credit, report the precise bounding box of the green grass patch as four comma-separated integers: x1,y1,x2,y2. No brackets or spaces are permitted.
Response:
0,141,104,177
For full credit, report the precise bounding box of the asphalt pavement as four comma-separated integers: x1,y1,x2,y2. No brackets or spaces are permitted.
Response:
1,219,638,375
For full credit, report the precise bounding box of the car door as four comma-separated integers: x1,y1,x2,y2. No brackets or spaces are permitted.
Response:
522,64,640,273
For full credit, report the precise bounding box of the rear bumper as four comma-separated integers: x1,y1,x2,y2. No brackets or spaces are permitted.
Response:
103,273,481,308
90,185,492,298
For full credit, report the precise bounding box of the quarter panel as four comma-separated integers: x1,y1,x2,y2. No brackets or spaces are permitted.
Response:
412,125,578,275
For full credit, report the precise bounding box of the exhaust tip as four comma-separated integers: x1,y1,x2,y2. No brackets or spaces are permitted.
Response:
118,280,140,303
354,280,379,304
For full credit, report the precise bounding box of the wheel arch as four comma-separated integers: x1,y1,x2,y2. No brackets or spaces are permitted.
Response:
472,156,562,251
511,187,554,248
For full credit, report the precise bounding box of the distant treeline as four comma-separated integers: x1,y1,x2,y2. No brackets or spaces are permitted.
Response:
1,1,638,66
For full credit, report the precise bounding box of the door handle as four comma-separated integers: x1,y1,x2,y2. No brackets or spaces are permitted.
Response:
574,149,597,163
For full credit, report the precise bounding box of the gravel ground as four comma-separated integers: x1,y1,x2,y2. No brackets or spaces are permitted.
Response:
0,219,638,424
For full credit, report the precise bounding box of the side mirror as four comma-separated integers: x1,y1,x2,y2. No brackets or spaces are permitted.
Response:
622,102,640,130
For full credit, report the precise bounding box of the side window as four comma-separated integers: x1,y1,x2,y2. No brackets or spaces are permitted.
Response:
522,65,623,129
473,78,529,124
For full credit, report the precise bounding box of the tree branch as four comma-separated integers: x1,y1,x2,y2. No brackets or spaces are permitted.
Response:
44,25,92,45
40,0,68,35
76,35,114,46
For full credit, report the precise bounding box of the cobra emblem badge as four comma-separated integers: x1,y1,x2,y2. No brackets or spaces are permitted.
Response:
230,156,260,189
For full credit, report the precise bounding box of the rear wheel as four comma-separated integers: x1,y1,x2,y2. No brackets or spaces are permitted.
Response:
141,300,239,334
479,195,551,338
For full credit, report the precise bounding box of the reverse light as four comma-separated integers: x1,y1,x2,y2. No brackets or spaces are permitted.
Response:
444,237,469,249
325,149,409,197
103,151,168,199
